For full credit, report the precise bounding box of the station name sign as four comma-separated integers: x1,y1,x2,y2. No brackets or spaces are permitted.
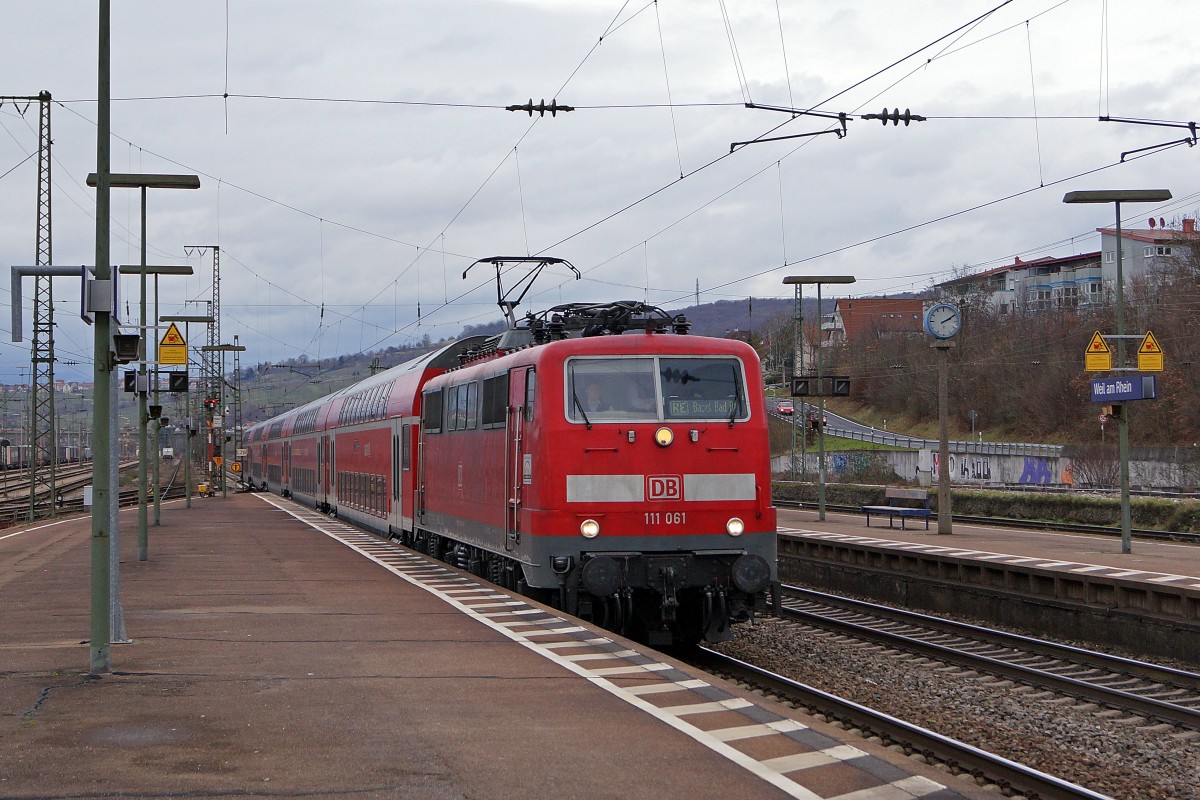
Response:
1090,374,1157,403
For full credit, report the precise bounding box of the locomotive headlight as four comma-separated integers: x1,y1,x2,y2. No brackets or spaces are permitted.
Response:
580,518,601,538
654,427,674,447
726,517,745,536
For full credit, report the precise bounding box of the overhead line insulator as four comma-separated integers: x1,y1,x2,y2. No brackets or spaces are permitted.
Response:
861,107,927,126
505,98,574,117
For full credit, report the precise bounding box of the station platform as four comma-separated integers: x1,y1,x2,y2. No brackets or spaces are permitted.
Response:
777,507,1200,662
0,493,985,800
778,506,1200,580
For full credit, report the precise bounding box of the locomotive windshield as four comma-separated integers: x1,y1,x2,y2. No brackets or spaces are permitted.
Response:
567,356,748,423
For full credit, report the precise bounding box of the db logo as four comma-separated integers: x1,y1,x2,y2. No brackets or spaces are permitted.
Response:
647,475,682,501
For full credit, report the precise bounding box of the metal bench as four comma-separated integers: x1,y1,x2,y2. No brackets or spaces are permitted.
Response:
861,488,932,530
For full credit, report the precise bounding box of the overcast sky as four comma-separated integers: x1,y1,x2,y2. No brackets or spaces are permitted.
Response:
1,0,1196,385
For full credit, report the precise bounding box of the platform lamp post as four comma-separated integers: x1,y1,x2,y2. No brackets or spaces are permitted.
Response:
160,314,213,509
118,264,192,560
90,0,114,675
201,343,246,498
1063,189,1172,555
88,171,199,564
783,276,856,521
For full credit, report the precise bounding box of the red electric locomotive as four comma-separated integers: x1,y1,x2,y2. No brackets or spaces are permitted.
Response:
245,298,777,645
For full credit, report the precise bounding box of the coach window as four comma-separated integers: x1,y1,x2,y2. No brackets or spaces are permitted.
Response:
481,373,508,429
454,384,469,430
401,424,411,470
422,389,443,434
524,370,537,422
465,381,479,429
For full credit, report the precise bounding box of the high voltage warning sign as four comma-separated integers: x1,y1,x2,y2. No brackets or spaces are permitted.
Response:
1138,330,1164,372
158,322,188,366
1085,331,1111,372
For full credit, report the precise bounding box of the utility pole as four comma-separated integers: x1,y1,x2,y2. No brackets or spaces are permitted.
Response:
935,342,954,534
186,246,220,489
90,0,113,675
232,335,243,484
0,92,59,521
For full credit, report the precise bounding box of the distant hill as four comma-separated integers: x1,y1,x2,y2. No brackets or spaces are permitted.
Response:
669,298,792,338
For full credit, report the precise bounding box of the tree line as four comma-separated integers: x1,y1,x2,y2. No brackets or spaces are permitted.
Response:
757,247,1200,446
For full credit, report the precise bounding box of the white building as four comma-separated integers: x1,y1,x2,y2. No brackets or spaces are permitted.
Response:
937,218,1196,313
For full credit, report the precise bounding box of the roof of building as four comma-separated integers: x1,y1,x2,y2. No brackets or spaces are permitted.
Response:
1097,217,1199,244
936,251,1101,289
833,297,923,341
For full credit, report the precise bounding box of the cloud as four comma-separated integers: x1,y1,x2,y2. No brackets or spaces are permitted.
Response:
0,0,1196,384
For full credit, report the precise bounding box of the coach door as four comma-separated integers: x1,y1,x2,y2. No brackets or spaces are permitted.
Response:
505,367,534,552
318,435,328,506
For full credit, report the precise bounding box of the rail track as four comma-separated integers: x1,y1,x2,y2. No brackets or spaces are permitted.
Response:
776,585,1200,731
774,498,1200,544
687,583,1200,798
691,647,1112,800
0,461,186,524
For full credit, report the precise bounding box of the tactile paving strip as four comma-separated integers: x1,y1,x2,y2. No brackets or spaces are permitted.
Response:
262,496,969,800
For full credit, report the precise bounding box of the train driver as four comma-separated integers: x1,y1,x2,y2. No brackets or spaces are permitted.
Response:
582,378,611,413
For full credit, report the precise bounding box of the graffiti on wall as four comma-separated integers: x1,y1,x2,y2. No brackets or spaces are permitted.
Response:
832,452,876,477
1018,457,1055,484
931,454,992,481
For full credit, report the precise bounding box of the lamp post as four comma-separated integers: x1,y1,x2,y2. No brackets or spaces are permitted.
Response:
89,0,114,675
88,171,199,564
201,343,246,497
161,315,213,508
1063,189,1172,554
118,264,192,560
783,276,856,520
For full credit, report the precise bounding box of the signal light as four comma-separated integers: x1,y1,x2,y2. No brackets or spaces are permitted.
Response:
124,370,136,393
831,377,851,397
791,377,811,397
168,371,188,393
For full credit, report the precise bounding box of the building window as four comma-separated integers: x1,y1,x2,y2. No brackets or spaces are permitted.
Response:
1104,251,1114,263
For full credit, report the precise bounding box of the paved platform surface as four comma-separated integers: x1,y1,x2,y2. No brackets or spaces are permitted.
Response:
0,493,986,800
778,506,1200,588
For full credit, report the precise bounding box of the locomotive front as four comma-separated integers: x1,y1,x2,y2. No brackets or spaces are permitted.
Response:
521,331,777,646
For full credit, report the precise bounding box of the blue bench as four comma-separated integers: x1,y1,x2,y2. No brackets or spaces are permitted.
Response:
861,488,932,530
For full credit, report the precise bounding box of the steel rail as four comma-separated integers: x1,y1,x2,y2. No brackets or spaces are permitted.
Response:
777,586,1200,730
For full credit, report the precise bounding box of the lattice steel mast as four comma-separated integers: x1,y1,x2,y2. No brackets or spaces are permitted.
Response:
28,91,54,519
185,245,220,484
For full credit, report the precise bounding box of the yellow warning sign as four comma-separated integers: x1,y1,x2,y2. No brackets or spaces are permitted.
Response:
1137,330,1164,372
231,462,241,473
160,323,186,346
158,344,187,366
1085,331,1112,372
158,322,188,366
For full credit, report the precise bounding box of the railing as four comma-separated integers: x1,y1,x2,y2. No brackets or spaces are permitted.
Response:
824,425,1064,458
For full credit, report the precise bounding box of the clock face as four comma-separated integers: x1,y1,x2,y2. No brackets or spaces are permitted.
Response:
925,303,961,339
